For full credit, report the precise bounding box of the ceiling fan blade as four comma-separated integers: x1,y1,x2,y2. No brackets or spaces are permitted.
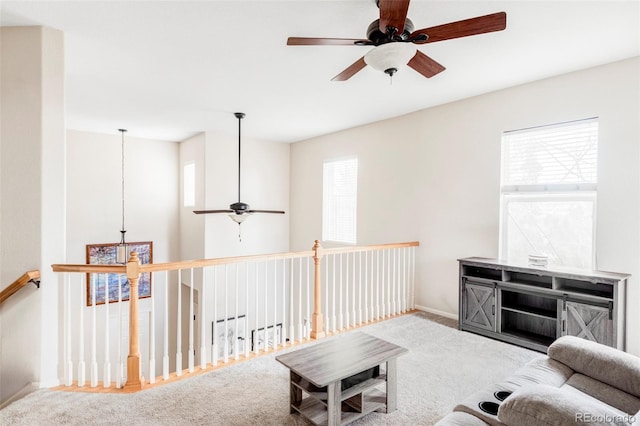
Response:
407,51,446,78
331,57,367,81
378,0,411,34
193,209,234,214
247,210,286,214
287,37,368,46
411,11,506,44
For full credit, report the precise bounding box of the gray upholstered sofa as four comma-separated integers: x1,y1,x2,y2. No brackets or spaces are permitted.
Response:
435,336,640,426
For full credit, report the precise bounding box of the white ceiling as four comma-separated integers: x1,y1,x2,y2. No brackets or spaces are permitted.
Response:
1,1,638,143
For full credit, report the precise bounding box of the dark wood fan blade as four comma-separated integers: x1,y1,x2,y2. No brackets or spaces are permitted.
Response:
379,0,411,33
193,209,234,214
331,57,367,81
287,37,367,46
247,210,286,214
407,51,446,78
410,12,506,44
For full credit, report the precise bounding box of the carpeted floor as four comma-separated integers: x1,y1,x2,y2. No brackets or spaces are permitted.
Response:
0,312,541,425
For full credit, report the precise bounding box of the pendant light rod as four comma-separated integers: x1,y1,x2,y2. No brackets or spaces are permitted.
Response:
119,129,127,232
234,112,245,203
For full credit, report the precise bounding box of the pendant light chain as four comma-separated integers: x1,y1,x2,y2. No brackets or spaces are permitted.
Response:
120,129,126,232
117,129,128,263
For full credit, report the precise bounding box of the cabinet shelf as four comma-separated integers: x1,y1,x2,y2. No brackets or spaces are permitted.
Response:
292,390,387,426
501,306,556,320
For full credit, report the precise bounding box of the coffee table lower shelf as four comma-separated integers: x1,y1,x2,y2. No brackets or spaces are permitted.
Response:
292,388,387,426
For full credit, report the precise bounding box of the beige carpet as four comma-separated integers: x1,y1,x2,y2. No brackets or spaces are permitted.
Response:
0,312,541,425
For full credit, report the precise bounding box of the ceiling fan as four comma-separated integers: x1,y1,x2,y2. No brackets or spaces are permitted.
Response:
287,0,506,81
193,113,285,238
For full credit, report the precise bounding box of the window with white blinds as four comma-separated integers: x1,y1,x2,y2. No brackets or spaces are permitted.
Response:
500,118,598,269
323,157,358,244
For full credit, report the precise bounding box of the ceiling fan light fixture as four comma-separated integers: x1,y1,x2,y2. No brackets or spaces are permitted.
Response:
364,42,416,76
229,213,250,224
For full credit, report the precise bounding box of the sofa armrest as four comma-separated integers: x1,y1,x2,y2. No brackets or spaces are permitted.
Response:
548,336,640,398
498,384,634,426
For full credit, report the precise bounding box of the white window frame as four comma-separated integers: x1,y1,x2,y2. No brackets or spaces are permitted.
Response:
322,156,358,245
499,118,598,269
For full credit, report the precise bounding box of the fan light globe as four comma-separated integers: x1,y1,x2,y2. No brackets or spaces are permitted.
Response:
229,213,250,224
364,43,417,75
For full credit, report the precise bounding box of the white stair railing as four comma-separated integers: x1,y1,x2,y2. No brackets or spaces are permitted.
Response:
52,240,418,390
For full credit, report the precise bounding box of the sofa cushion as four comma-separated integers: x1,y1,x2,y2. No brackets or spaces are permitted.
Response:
548,336,640,398
498,384,633,426
500,356,573,389
566,373,640,415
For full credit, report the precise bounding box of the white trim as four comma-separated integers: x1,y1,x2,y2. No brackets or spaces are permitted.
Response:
414,304,458,320
0,382,39,409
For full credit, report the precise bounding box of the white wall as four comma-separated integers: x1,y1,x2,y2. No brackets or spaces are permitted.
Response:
0,26,65,402
290,57,640,355
201,131,290,258
66,130,180,264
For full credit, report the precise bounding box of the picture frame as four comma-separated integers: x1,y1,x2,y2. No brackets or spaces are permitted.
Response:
251,323,282,351
85,241,153,306
213,315,247,359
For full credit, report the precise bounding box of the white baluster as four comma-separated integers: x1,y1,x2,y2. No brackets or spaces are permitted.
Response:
305,257,310,339
324,257,329,333
364,251,369,323
223,265,229,363
345,253,350,328
64,274,72,386
281,258,286,346
255,262,259,354
201,268,207,369
263,261,268,350
212,267,218,366
376,250,381,320
339,254,343,330
352,252,356,327
90,275,98,387
103,272,111,388
289,259,294,345
411,247,416,309
188,268,194,372
245,263,250,357
392,248,397,315
298,258,302,341
163,271,169,380
273,259,278,350
234,264,240,359
176,269,182,376
402,247,407,312
78,275,85,387
149,271,156,384
358,251,363,325
381,250,386,319
116,274,123,388
331,254,336,333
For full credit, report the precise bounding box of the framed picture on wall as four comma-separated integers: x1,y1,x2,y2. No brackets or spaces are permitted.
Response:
251,323,282,352
213,315,247,359
85,241,153,306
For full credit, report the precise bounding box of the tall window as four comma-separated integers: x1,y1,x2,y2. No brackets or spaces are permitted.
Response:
183,161,195,207
323,157,358,244
500,118,598,269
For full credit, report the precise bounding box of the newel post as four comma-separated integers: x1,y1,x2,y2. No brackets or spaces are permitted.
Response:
124,251,144,390
310,240,326,339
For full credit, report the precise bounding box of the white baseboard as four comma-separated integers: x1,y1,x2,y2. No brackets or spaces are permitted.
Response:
0,382,39,409
415,305,458,320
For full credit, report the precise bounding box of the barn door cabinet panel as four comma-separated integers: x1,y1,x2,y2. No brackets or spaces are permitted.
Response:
459,258,629,352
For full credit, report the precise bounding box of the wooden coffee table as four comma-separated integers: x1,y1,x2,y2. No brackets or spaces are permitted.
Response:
276,332,408,425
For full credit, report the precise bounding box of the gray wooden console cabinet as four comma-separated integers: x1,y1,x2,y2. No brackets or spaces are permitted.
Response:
459,257,630,352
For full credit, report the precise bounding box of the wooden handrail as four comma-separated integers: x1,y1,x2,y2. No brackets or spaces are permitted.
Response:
0,270,40,304
321,241,419,255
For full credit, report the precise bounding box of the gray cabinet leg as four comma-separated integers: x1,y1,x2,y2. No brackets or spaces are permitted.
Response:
327,380,341,426
386,358,398,413
290,373,302,413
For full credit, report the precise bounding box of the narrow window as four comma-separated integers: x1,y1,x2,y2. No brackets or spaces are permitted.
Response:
183,161,195,207
499,118,598,269
323,157,358,244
